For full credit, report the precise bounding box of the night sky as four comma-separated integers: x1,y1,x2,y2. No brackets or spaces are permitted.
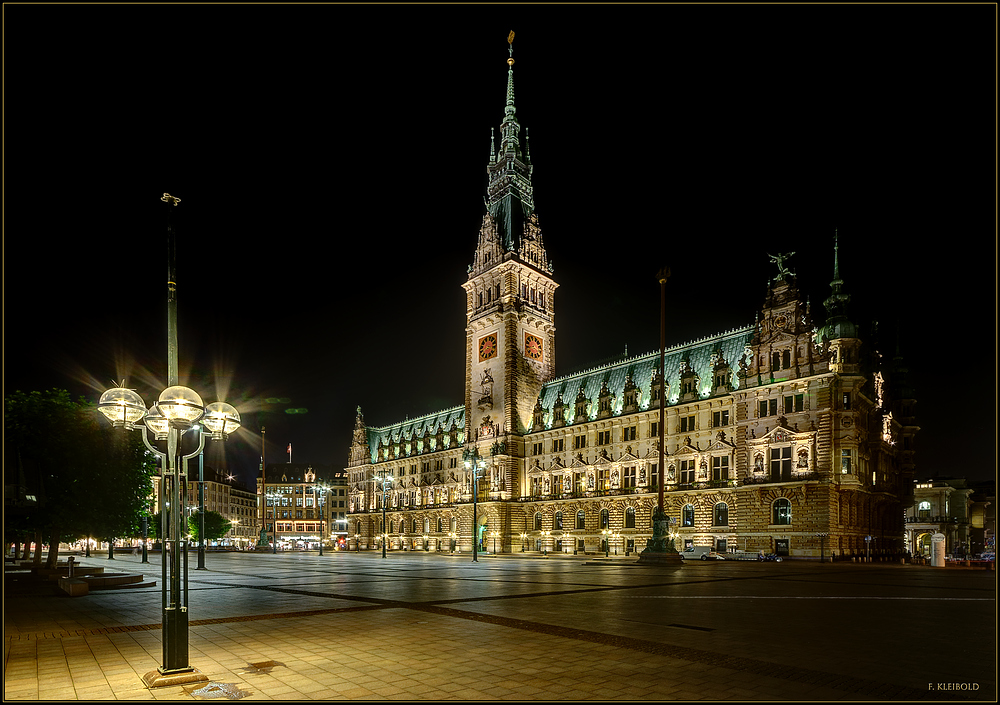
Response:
4,5,995,488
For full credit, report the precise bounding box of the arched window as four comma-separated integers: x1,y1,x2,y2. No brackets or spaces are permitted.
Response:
437,518,443,532
450,517,457,532
576,510,586,529
534,512,542,530
625,507,635,528
773,498,792,525
713,502,728,527
682,504,695,527
412,518,419,533
600,508,609,529
423,518,430,533
389,521,394,533
554,511,563,530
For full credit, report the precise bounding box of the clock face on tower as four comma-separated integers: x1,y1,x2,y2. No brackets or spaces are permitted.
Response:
525,333,543,361
478,334,498,362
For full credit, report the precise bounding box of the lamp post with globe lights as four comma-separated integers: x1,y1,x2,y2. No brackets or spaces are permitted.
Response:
463,448,486,562
96,194,241,688
373,471,392,558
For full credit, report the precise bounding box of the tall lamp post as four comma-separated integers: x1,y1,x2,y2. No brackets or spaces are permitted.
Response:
639,268,680,564
463,448,486,563
315,483,330,556
374,472,392,558
96,192,241,689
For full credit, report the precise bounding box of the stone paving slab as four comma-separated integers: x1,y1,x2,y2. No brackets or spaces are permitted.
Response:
4,552,994,700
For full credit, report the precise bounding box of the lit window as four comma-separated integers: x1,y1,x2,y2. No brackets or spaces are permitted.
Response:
772,498,792,525
682,504,695,527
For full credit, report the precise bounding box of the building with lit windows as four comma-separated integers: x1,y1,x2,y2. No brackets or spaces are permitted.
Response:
345,39,918,560
905,478,975,558
257,464,348,550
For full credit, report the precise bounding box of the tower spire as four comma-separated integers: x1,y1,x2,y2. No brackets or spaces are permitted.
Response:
484,30,535,252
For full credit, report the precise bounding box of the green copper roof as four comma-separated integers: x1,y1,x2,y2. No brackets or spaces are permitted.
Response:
365,406,465,464
535,327,754,429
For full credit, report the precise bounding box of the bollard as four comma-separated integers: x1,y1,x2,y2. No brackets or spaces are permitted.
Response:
67,556,75,578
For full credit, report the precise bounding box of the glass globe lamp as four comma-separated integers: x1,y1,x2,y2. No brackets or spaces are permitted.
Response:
144,403,170,440
97,387,147,430
157,385,204,427
202,401,241,440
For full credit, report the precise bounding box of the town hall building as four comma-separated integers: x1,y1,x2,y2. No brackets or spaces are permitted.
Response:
345,37,918,560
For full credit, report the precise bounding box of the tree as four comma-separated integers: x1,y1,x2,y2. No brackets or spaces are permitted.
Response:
4,389,155,567
188,511,230,544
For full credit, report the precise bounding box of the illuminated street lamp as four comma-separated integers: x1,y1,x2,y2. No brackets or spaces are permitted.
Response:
519,532,527,552
541,529,551,557
98,194,241,689
463,448,486,563
489,530,500,555
601,528,611,557
374,472,392,558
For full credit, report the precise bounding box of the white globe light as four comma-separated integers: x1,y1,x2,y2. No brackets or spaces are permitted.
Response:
144,403,170,439
157,385,204,426
203,401,241,440
97,387,147,430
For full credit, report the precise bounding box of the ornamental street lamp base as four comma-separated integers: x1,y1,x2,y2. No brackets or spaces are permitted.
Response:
636,550,683,565
142,667,208,689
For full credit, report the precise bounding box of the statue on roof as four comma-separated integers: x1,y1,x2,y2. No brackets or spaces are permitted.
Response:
769,252,796,280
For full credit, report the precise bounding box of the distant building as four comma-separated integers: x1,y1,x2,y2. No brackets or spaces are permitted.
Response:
905,478,975,557
257,464,348,549
179,466,258,547
346,39,917,559
150,466,259,548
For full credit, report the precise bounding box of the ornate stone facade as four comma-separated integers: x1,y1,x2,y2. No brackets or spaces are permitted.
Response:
345,40,917,559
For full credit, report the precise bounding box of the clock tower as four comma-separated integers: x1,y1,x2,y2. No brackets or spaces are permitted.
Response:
462,33,557,499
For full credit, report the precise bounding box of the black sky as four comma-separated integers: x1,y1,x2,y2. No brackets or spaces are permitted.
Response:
4,4,995,487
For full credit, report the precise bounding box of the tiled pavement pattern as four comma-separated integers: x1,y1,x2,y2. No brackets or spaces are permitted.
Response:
4,552,995,700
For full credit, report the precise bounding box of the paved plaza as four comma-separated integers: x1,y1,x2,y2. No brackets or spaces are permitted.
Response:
3,551,995,701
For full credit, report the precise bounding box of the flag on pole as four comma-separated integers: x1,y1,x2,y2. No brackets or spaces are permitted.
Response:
287,443,292,462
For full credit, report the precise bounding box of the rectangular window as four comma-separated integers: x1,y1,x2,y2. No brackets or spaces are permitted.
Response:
552,438,565,452
623,466,637,488
783,395,794,414
770,447,792,481
680,415,695,433
598,468,610,491
841,449,852,474
843,392,852,410
679,459,695,485
795,394,804,412
532,442,543,455
712,410,730,427
622,426,637,442
712,456,729,482
650,422,659,438
574,435,587,450
598,430,611,445
759,400,768,418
